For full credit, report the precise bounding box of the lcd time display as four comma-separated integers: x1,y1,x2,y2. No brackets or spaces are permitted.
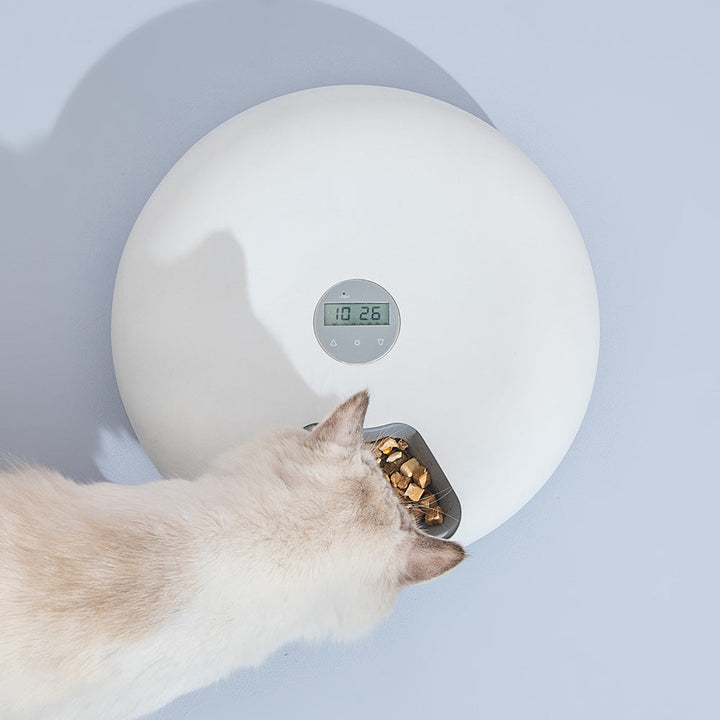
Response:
324,303,390,326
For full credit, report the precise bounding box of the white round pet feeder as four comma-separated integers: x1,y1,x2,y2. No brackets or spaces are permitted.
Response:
111,85,599,546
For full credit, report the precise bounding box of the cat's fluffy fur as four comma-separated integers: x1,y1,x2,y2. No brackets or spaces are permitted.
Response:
0,391,465,720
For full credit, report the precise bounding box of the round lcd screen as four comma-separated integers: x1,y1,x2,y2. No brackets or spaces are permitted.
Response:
313,279,400,364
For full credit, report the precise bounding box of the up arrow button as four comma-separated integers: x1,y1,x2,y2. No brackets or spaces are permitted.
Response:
377,338,384,346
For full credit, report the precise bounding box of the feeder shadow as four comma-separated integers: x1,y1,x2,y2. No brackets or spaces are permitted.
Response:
0,0,487,485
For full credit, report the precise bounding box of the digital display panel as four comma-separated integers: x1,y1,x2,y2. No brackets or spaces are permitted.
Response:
324,303,390,326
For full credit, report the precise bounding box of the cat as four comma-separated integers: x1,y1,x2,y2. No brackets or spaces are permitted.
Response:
0,391,465,720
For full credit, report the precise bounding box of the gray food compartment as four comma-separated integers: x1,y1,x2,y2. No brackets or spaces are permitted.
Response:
305,421,461,540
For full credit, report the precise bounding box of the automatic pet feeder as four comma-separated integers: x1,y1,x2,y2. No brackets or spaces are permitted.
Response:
111,85,599,546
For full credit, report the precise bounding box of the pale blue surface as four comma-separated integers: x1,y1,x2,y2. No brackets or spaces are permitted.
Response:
1,1,718,718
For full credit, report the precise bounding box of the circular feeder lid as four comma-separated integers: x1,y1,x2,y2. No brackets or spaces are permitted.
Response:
112,85,599,546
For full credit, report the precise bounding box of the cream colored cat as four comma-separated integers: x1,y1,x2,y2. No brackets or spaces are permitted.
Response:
0,391,465,720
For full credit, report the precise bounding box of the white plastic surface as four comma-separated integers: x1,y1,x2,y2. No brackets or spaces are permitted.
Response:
111,85,599,546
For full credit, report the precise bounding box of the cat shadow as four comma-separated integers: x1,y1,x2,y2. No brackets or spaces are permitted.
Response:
0,0,487,483
115,229,338,479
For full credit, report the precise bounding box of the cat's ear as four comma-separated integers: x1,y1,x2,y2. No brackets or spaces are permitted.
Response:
311,391,369,448
402,532,466,585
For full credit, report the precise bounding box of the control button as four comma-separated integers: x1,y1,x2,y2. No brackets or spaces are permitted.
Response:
330,339,337,347
353,339,361,346
377,338,384,346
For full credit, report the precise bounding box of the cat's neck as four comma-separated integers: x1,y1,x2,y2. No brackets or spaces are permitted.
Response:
130,475,336,669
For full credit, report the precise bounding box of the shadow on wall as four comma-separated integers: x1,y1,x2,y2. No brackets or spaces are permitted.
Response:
0,0,486,483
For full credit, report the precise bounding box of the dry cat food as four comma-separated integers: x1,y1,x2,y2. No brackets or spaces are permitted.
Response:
369,437,444,526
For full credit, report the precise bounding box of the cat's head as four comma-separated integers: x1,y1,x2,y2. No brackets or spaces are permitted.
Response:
216,391,465,640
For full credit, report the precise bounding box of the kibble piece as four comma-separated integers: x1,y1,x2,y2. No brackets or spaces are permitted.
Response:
400,458,421,477
384,458,404,475
375,456,383,465
424,507,444,526
415,467,431,488
386,451,405,463
397,439,409,451
404,483,424,502
392,472,410,490
372,446,384,460
377,437,399,454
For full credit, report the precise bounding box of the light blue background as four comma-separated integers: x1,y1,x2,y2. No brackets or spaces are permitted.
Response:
1,1,718,718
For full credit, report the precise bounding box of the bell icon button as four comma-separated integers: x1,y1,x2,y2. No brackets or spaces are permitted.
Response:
377,338,384,346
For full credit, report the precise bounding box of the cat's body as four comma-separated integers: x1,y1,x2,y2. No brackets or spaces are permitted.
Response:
0,392,465,720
